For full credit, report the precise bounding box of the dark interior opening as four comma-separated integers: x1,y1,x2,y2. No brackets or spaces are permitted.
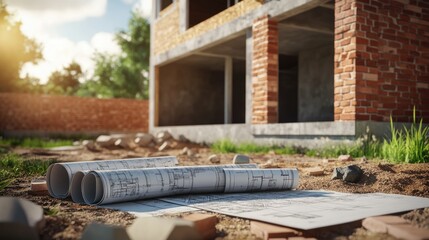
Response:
278,55,299,123
232,59,245,123
160,0,173,11
158,56,225,126
188,0,228,28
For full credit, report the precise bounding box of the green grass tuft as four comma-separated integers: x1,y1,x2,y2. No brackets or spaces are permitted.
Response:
382,109,429,163
0,153,56,191
0,137,73,149
211,139,298,155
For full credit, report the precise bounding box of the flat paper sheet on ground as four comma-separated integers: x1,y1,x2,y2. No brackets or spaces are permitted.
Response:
157,190,429,230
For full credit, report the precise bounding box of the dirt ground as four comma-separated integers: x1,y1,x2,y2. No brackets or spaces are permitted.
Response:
1,142,429,240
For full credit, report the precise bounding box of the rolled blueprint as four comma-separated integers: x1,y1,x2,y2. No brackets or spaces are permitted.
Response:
81,164,258,205
71,171,89,203
47,156,178,198
224,168,299,193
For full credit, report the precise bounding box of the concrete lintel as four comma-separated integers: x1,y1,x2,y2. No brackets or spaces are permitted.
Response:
320,3,334,10
154,0,323,66
279,23,333,35
251,122,356,136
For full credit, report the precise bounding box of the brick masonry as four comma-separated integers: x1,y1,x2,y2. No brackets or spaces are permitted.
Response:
335,0,429,122
252,15,279,124
0,93,148,135
153,0,262,55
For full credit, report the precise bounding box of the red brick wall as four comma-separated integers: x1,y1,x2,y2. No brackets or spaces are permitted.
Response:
252,15,279,124
0,93,148,134
335,0,429,122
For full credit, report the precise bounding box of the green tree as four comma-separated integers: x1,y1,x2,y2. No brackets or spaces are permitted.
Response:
79,11,150,99
0,2,42,92
45,62,82,95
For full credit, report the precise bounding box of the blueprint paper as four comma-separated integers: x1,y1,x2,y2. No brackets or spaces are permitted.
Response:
46,156,178,198
224,168,299,192
103,199,197,217
81,164,259,205
161,190,429,230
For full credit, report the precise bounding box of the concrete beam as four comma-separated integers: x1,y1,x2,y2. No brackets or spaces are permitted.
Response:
154,0,326,66
320,3,334,10
279,23,333,35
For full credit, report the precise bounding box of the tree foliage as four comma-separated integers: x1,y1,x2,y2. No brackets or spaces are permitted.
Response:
45,62,83,95
0,2,42,92
79,11,150,99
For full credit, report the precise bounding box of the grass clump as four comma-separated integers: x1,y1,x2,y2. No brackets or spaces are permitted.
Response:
0,137,73,149
382,111,429,163
211,139,298,154
0,153,56,191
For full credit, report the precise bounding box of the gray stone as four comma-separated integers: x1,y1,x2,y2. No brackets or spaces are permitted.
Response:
232,154,250,164
157,131,172,143
82,140,96,151
208,154,220,164
332,165,363,183
127,217,201,240
331,167,345,180
178,134,190,143
342,165,363,183
135,133,154,147
96,135,116,148
0,197,45,240
81,223,130,240
114,138,132,149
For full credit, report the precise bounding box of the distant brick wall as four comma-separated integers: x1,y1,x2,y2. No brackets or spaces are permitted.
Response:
252,15,278,124
0,93,148,135
335,0,429,122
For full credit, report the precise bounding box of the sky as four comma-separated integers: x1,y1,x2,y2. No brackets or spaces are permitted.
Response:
5,0,152,83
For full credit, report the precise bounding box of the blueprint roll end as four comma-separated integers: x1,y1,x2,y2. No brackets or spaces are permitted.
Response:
46,164,70,198
82,172,104,205
71,171,88,203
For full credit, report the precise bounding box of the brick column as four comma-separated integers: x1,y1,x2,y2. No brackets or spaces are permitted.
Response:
334,0,359,121
252,15,278,124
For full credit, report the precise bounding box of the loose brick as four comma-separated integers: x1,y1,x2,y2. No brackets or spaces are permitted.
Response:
250,221,299,240
363,215,429,240
307,168,324,176
182,213,218,240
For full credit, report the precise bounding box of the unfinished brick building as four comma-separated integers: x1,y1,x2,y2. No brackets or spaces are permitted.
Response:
149,0,429,144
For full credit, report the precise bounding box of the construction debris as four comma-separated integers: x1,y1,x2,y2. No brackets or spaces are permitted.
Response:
306,167,324,176
232,154,250,164
208,154,220,164
127,217,201,240
362,215,429,240
134,133,154,147
156,131,172,143
159,141,170,151
260,159,280,168
181,147,194,157
29,179,48,195
96,135,116,148
82,140,97,151
81,223,130,240
182,213,218,240
332,165,363,183
338,155,354,162
250,221,300,240
0,197,44,240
